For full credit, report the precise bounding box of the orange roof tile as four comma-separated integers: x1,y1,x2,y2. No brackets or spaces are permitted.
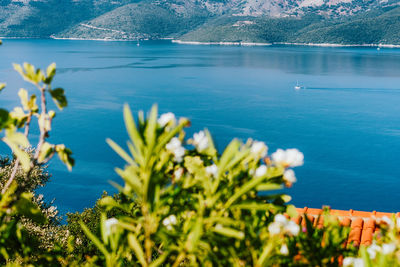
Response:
294,207,399,247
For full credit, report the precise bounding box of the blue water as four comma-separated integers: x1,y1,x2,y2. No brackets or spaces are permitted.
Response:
1,39,400,215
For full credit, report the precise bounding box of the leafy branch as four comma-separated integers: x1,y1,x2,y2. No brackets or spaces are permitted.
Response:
0,62,74,193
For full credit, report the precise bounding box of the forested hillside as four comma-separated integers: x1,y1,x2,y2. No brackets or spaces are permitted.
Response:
1,0,400,44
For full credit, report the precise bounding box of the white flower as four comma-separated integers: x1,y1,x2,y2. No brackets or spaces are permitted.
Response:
166,137,185,162
343,257,355,266
397,217,400,228
168,215,177,225
353,258,365,267
272,148,304,167
193,131,209,152
255,165,267,177
269,213,300,236
382,243,396,255
105,218,118,236
280,244,289,255
174,147,185,162
166,137,181,151
286,221,300,236
274,214,288,224
158,112,176,127
343,258,364,267
163,215,177,231
205,164,218,177
251,141,268,157
268,222,282,235
48,206,57,213
367,243,381,259
283,169,297,183
174,168,184,181
381,216,394,228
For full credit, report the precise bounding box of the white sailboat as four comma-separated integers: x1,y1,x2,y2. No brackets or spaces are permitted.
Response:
294,81,302,90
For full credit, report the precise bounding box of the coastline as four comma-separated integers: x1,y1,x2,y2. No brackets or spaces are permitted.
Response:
171,40,272,46
174,39,400,48
2,36,400,48
50,37,140,42
273,42,400,48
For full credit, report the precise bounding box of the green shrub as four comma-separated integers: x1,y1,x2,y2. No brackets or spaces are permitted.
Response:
81,104,304,266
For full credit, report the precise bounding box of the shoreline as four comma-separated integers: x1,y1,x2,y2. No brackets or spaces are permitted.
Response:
174,40,400,48
273,42,400,48
2,36,400,48
171,40,272,46
50,37,141,42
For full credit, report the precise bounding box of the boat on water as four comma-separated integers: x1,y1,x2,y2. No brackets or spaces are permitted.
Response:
294,81,302,90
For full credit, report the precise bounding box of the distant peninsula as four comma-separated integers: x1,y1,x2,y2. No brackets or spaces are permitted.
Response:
1,0,400,45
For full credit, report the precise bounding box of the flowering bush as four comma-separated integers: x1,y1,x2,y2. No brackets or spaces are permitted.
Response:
81,104,305,266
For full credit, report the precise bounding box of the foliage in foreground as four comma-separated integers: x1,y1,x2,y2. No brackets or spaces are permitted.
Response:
80,104,303,266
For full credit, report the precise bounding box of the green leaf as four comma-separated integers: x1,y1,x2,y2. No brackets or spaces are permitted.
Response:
149,251,170,267
55,144,74,171
0,109,12,129
98,196,126,212
204,129,217,156
38,113,51,132
123,104,144,156
217,139,240,177
127,233,147,266
257,243,274,266
44,63,56,84
28,94,38,112
185,217,203,253
80,221,110,257
286,204,298,218
3,135,30,172
13,64,24,79
5,129,29,147
14,63,45,84
231,203,274,211
144,104,158,151
281,194,292,203
255,183,283,191
212,225,244,240
115,167,142,196
38,142,54,163
49,88,67,110
106,138,135,166
15,193,47,224
224,173,280,209
9,107,28,128
0,83,5,92
18,88,29,111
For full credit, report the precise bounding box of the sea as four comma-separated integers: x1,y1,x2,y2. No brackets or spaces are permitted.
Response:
1,39,400,215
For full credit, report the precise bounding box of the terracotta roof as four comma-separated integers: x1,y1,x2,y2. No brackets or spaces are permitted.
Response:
294,207,400,247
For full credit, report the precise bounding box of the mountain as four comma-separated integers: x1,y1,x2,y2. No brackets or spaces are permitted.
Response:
1,0,400,44
0,0,135,37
